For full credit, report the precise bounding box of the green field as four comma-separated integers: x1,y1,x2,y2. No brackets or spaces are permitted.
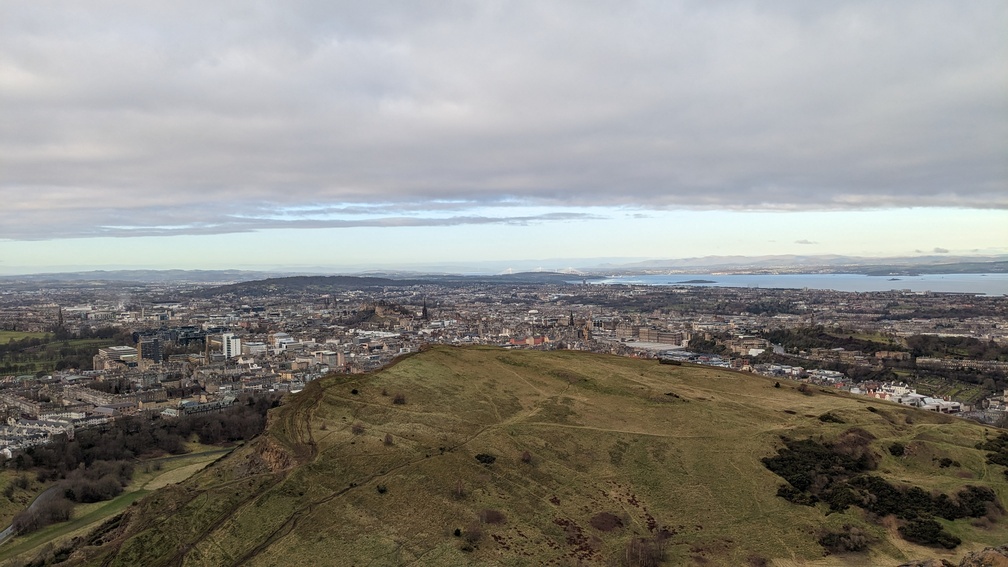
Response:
0,337,117,375
45,347,1008,566
0,332,50,343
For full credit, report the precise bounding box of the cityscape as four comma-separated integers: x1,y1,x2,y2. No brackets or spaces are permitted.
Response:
2,271,1006,456
2,0,1007,564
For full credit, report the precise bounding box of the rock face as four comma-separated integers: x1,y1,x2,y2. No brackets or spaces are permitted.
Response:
899,546,1008,567
232,436,296,476
898,559,955,567
958,546,1008,567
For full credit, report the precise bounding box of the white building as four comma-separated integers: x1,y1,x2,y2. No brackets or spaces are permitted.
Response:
222,333,241,359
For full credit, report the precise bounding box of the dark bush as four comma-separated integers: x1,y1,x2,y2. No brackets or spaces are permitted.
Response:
777,484,817,506
384,433,393,446
818,525,870,553
520,450,532,464
898,518,961,549
888,442,905,457
351,422,365,435
765,432,996,552
376,484,387,494
956,485,1002,519
938,457,958,468
818,412,845,424
392,393,407,405
589,512,623,531
475,453,496,466
350,389,359,395
480,509,506,524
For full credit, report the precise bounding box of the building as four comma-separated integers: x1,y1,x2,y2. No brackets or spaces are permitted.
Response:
222,333,241,359
92,346,138,371
137,337,162,364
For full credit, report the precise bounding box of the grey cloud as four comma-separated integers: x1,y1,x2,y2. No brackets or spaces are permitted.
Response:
4,208,597,240
795,239,817,245
933,247,949,253
1,1,1005,240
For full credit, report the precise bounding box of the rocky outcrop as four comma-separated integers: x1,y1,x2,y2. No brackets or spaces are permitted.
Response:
898,559,955,567
900,546,1008,567
230,436,297,477
958,546,1008,567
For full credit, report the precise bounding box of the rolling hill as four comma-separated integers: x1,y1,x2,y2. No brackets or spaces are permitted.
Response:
25,347,1008,566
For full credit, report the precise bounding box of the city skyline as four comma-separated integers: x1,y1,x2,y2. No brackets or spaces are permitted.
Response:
1,1,1005,273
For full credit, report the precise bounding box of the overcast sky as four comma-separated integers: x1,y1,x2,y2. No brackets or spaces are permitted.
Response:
1,1,1006,272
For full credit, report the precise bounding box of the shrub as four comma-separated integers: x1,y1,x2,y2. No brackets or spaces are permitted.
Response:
898,518,961,549
381,388,388,396
384,433,393,446
475,453,496,466
392,393,407,405
350,389,359,395
521,450,532,464
452,479,465,499
351,422,365,435
480,509,506,524
888,442,905,457
376,484,387,494
589,512,623,531
818,412,845,424
818,525,870,553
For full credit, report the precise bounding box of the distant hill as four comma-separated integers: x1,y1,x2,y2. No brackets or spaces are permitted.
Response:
37,347,1008,566
0,269,280,285
193,275,413,297
593,255,1008,275
194,272,588,297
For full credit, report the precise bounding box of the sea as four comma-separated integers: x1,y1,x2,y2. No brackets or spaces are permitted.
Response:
588,273,1008,296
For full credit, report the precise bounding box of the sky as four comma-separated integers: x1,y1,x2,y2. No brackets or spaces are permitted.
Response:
1,1,1006,274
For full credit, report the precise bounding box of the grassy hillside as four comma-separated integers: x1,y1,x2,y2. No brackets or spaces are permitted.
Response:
42,346,1008,566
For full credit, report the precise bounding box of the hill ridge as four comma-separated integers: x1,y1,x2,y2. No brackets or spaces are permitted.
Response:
34,346,1008,566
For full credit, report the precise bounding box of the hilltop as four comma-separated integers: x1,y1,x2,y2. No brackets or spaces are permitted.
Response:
27,347,1008,566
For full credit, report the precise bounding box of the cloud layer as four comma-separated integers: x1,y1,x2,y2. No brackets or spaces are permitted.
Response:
1,1,1005,239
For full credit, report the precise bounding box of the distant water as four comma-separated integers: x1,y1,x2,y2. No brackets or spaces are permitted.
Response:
589,273,1008,296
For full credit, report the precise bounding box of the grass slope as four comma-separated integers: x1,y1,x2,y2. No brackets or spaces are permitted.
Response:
0,446,234,566
57,347,1008,566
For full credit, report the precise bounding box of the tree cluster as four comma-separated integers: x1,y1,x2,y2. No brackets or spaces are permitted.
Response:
762,326,894,356
763,429,1001,551
5,396,278,536
905,335,1008,362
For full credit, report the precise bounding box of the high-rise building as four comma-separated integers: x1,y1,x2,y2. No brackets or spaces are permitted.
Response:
222,333,241,359
137,337,162,363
